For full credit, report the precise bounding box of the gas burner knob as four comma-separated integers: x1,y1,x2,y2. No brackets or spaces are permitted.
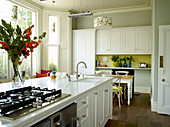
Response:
36,87,40,90
51,96,55,100
46,97,51,102
32,87,36,90
37,100,43,106
43,88,48,91
32,102,38,108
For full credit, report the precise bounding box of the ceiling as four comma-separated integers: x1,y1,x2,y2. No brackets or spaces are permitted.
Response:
30,0,152,13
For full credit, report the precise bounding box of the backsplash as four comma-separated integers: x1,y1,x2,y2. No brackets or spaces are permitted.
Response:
96,55,151,68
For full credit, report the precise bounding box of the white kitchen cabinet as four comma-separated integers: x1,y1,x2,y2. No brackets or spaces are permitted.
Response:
122,27,151,53
96,26,151,54
122,30,136,53
135,27,151,53
110,31,122,53
96,30,110,53
92,81,112,127
98,84,111,127
73,29,96,74
92,89,100,127
96,30,121,54
76,79,112,127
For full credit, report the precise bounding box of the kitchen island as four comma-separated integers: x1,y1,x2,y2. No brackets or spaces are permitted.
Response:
0,76,113,127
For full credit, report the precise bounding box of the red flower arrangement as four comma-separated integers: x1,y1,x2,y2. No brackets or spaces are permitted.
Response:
0,19,46,82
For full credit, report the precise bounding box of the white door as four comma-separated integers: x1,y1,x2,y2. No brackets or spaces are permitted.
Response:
158,25,170,114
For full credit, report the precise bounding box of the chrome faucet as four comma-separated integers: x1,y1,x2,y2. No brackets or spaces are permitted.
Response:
75,61,87,79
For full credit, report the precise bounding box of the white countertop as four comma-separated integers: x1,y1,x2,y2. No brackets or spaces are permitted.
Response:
0,76,113,127
96,67,151,70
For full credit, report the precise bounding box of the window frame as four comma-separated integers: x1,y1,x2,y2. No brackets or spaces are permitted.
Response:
0,1,39,82
46,14,60,71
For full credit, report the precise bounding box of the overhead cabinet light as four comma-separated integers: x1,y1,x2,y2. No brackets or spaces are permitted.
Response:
68,12,93,18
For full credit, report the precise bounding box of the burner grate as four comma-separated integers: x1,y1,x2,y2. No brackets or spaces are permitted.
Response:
0,86,63,116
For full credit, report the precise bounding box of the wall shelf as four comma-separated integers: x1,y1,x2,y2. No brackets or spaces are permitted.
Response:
96,67,151,71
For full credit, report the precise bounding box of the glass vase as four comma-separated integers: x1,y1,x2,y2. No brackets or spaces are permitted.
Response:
11,64,23,88
129,61,132,68
123,62,127,67
119,61,122,67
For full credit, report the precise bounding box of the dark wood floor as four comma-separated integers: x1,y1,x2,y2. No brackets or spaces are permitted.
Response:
105,93,170,127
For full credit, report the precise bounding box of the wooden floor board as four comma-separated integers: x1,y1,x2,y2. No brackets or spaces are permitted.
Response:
105,93,170,127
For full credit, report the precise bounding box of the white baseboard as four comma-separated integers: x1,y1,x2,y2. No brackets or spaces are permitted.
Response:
134,86,151,94
151,101,158,112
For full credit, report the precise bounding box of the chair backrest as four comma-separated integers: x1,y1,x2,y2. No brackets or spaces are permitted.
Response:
115,71,129,75
112,75,122,89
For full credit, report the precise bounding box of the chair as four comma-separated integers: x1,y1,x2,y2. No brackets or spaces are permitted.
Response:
115,71,129,75
112,75,123,108
115,71,129,99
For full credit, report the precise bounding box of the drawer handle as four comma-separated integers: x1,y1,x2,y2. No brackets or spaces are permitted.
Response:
82,101,86,104
82,114,86,118
105,89,108,92
94,93,98,95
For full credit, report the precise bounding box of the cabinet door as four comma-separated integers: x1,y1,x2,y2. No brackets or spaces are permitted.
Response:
135,27,151,53
92,90,100,127
99,85,110,127
122,30,136,53
96,31,110,53
110,31,121,53
84,31,95,74
103,86,110,120
73,31,85,73
73,30,95,74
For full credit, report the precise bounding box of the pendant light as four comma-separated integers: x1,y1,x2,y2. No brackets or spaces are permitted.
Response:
93,0,112,29
68,0,93,18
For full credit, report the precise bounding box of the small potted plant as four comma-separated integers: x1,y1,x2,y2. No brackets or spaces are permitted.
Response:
122,56,127,67
127,56,134,68
111,56,119,67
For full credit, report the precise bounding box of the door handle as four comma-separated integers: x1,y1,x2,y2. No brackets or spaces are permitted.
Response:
162,78,165,82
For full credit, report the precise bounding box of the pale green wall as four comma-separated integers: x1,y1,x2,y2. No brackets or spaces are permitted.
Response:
72,10,151,29
152,0,170,102
135,70,151,87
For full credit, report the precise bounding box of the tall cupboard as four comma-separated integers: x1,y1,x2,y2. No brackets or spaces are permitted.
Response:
73,29,96,74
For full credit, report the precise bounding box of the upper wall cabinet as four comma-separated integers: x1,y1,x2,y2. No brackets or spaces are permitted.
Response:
73,29,96,74
96,26,151,54
135,27,151,53
96,30,121,54
96,31,110,53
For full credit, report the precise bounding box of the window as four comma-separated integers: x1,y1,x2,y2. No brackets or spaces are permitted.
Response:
47,16,59,71
0,0,37,81
0,50,8,80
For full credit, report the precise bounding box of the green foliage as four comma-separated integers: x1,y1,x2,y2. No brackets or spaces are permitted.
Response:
127,56,134,62
111,56,119,62
0,19,46,78
49,63,57,71
122,56,127,63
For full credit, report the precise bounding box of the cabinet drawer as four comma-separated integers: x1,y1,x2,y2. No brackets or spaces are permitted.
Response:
77,117,88,127
77,95,88,110
77,108,88,125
